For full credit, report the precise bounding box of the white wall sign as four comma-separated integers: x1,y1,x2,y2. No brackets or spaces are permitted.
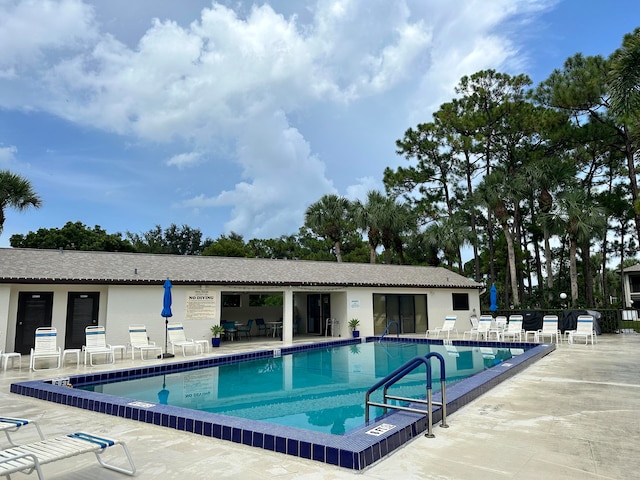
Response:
350,299,360,309
185,290,216,320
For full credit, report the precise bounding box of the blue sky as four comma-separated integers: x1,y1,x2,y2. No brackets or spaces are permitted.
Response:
0,0,638,247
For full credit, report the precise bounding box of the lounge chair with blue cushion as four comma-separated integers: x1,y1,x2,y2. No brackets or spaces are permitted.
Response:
83,326,115,366
0,417,45,447
567,315,596,345
426,315,458,339
0,431,136,478
29,327,62,371
535,315,561,343
501,315,524,342
127,325,162,360
167,323,203,356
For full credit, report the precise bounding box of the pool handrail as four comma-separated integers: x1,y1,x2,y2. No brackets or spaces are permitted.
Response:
364,352,447,438
378,321,400,341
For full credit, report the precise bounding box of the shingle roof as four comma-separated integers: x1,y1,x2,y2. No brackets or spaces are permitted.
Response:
0,248,482,289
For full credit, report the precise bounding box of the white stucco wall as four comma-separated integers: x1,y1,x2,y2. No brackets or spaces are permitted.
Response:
0,282,481,352
105,285,222,347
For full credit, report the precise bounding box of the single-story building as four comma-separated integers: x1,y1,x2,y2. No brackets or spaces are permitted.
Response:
622,263,640,312
0,248,483,354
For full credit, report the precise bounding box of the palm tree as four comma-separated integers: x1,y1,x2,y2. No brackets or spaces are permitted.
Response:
608,27,640,119
0,170,42,235
352,191,385,264
554,188,607,305
476,169,529,307
304,194,352,262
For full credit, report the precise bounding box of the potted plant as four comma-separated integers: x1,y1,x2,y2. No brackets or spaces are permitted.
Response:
210,324,225,347
348,318,360,338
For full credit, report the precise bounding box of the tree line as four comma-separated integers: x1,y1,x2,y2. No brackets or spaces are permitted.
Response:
3,28,640,311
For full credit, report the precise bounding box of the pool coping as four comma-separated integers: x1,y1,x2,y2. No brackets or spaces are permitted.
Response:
10,338,555,470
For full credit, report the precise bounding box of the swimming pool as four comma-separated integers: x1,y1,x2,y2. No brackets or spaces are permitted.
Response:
77,342,518,435
11,337,555,470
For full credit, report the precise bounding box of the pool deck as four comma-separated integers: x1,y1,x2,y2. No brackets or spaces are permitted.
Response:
1,333,639,479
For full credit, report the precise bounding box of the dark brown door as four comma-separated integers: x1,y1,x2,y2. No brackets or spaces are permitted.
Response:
386,294,416,334
15,292,54,355
306,294,331,334
65,292,100,349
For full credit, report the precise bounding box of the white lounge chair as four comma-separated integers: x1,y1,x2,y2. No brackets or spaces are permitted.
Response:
501,315,524,342
83,326,115,366
127,325,162,360
426,316,458,339
325,318,340,337
567,315,596,345
30,327,62,371
535,315,561,343
167,323,203,357
462,315,479,340
465,315,494,340
0,417,45,447
0,431,136,478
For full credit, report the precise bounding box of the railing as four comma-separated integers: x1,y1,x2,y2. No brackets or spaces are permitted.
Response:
378,321,400,341
481,308,629,333
365,352,447,438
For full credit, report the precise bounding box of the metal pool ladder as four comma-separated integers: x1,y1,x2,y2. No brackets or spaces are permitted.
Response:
364,352,448,438
378,321,400,341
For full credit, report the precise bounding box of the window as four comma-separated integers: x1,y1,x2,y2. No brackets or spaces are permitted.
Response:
452,293,469,310
222,294,241,307
249,294,283,307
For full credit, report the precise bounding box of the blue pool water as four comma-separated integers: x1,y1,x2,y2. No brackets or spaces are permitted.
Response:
13,338,554,469
79,342,521,435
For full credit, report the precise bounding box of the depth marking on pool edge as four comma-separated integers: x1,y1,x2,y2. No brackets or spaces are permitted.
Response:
128,401,156,408
366,424,396,436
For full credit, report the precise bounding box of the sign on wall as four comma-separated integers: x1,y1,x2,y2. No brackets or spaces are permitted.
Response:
350,299,360,309
185,290,216,320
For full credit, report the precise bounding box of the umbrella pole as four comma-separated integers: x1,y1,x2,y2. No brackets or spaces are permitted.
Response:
160,317,175,359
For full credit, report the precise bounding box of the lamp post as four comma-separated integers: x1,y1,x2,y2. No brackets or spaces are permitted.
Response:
560,292,568,309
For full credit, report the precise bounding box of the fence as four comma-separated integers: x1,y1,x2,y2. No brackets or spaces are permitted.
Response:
481,309,639,334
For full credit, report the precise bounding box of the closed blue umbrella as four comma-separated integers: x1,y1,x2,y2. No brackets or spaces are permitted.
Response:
160,279,174,358
489,284,498,311
161,278,173,318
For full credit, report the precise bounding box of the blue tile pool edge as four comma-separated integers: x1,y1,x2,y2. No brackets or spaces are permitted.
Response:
10,338,555,471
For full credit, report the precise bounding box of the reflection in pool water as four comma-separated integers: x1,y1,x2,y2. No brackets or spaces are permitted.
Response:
80,342,526,435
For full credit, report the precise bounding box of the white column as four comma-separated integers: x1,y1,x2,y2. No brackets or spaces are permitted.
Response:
282,288,293,344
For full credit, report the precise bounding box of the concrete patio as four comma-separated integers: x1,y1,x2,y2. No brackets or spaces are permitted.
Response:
1,333,639,479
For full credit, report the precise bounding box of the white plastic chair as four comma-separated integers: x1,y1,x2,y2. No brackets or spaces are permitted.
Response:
426,315,458,339
472,315,495,340
83,326,115,366
462,315,479,339
127,325,162,360
535,315,561,343
30,327,62,371
325,318,340,337
501,315,524,342
495,315,508,332
167,323,203,356
567,315,596,345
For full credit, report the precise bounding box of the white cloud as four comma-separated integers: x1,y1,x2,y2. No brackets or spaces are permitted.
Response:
345,177,382,202
166,151,202,169
0,0,555,240
0,0,97,69
183,109,333,238
0,144,17,165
